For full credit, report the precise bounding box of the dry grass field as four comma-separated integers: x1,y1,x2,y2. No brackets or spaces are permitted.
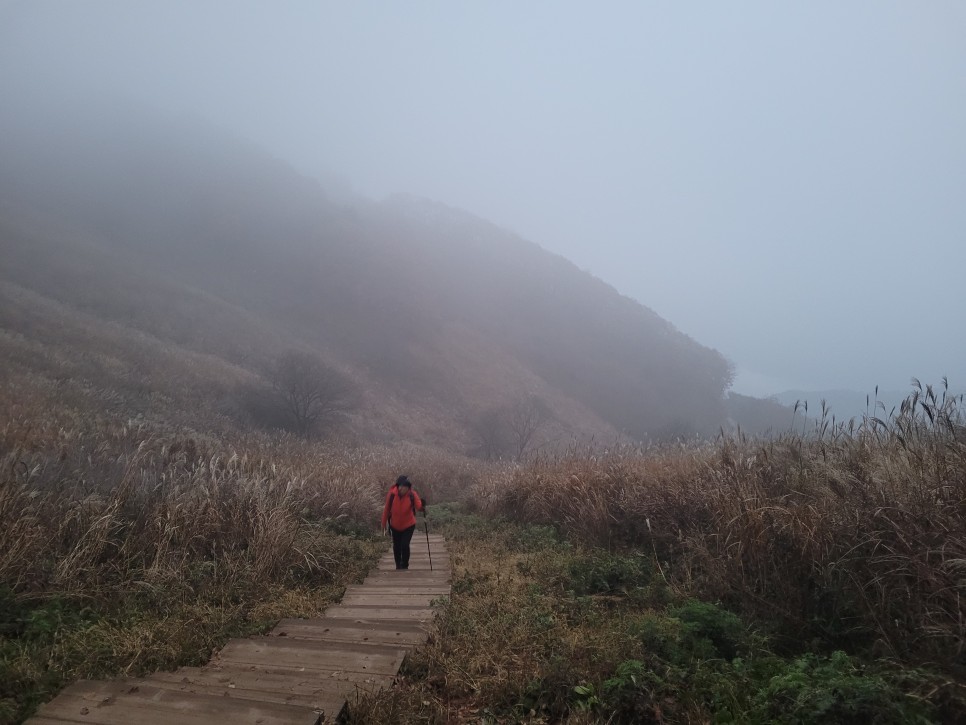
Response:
0,375,482,722
476,383,966,671
2,342,963,723
346,387,965,722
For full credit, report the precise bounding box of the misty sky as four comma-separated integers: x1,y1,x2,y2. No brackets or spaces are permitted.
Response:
3,1,964,395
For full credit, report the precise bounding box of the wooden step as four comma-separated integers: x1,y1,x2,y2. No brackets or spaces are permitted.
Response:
272,618,429,646
148,664,383,700
323,605,435,621
215,638,407,676
343,585,451,596
170,660,396,687
341,594,439,607
364,572,450,581
30,680,323,725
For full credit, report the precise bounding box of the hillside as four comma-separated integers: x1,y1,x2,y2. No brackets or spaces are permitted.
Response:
1,95,742,450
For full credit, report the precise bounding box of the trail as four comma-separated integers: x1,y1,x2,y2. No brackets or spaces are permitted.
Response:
27,535,451,724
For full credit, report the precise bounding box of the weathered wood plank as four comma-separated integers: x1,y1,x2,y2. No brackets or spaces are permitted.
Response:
364,572,450,581
272,619,429,646
323,606,435,621
32,681,322,725
174,660,396,688
362,579,450,588
380,551,449,558
341,595,440,607
215,638,407,676
345,583,451,591
381,551,448,557
274,617,429,633
148,665,381,700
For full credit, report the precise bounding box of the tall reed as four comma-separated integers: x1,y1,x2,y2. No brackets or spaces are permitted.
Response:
474,386,966,670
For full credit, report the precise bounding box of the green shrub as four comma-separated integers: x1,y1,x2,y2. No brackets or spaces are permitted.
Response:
748,651,935,724
509,524,561,552
669,599,750,661
629,601,753,664
567,551,650,595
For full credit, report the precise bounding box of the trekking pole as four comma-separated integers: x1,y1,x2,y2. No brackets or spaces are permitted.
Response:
423,510,433,571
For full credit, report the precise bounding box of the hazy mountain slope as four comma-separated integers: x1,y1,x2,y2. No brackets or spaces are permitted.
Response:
0,97,737,447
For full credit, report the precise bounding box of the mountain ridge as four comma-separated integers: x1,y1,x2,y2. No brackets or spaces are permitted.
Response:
0,95,780,450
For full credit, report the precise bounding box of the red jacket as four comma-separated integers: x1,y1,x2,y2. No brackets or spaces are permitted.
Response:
381,485,423,531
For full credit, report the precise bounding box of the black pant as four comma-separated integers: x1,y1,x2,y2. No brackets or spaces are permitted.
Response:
390,525,416,569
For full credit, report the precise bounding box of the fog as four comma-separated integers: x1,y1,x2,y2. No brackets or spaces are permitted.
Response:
3,1,964,397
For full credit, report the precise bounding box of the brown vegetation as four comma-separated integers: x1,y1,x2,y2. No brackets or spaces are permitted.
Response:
474,384,966,672
0,377,481,721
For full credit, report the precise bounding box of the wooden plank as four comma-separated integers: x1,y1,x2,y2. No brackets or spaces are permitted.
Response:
325,603,437,612
147,666,380,700
345,582,452,597
364,572,450,580
270,628,427,647
376,563,448,570
323,606,434,621
343,589,446,598
215,638,407,676
376,565,447,571
383,536,450,556
272,619,429,646
31,680,322,725
341,595,439,607
187,660,396,688
381,547,449,553
274,617,428,634
362,578,450,587
365,570,450,576
352,583,449,589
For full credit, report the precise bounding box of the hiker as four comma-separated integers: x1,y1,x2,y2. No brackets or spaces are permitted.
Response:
380,475,426,570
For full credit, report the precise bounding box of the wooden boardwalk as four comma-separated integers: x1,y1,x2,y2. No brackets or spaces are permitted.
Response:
28,533,450,724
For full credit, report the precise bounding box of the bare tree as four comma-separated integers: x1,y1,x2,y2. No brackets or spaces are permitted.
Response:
272,351,355,437
507,396,550,460
469,407,509,460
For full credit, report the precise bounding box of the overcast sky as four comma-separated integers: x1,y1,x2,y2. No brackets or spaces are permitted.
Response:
3,1,964,395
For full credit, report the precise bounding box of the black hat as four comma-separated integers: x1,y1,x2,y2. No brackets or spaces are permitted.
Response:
396,475,411,489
